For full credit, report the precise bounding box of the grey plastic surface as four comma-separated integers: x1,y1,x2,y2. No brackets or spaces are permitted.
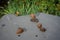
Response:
0,13,60,40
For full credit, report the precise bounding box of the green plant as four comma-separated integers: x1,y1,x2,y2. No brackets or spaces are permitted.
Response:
0,0,60,18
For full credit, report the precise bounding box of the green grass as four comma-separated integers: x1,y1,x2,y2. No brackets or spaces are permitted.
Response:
0,0,60,18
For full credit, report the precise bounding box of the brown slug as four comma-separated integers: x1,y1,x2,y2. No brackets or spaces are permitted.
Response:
40,27,46,32
16,27,24,34
30,14,39,22
37,23,42,28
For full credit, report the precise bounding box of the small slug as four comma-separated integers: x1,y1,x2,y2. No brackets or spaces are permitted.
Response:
16,27,24,34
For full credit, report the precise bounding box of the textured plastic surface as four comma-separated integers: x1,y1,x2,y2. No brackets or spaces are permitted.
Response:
0,13,60,40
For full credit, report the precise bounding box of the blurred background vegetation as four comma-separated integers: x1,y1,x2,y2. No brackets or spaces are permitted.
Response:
0,0,60,18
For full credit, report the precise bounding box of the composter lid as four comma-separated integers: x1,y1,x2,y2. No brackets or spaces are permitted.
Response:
0,13,60,40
